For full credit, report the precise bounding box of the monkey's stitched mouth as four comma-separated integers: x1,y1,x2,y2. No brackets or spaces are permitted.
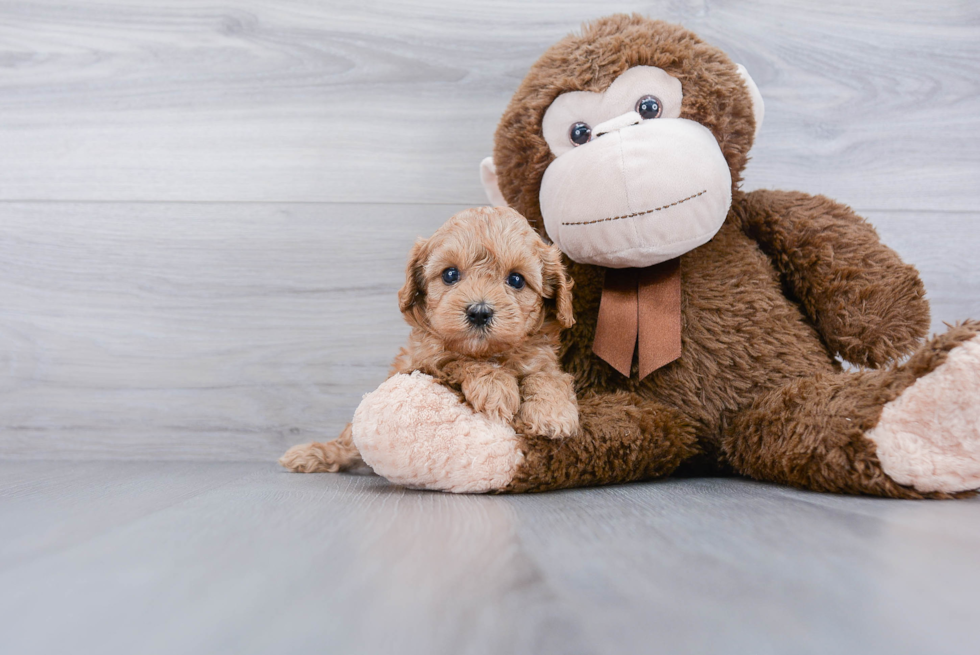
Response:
560,189,707,227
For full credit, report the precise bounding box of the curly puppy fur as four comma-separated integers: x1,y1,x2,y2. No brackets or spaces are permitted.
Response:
280,207,579,473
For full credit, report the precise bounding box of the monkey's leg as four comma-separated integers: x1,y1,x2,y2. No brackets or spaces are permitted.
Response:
723,322,980,498
279,423,366,473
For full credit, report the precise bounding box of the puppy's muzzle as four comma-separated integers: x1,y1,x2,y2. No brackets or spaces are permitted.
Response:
465,302,494,328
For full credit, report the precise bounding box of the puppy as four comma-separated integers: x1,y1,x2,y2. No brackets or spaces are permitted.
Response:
280,206,578,474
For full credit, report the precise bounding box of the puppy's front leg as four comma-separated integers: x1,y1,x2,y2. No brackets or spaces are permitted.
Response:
457,362,521,423
518,371,580,438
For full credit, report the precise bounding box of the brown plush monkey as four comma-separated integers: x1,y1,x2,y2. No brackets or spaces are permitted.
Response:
299,15,980,498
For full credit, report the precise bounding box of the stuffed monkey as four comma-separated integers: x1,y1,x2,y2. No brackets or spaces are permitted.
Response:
285,15,980,498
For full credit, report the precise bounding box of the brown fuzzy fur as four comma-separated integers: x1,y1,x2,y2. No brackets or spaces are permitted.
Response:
723,321,980,499
487,14,975,497
280,207,579,474
494,14,757,235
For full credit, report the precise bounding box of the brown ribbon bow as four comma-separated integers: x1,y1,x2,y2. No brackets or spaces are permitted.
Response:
592,258,682,379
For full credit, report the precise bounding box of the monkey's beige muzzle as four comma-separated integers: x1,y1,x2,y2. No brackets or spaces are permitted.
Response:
539,117,732,270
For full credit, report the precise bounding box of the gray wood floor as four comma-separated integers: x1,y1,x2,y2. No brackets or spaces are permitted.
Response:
2,2,980,654
3,462,980,655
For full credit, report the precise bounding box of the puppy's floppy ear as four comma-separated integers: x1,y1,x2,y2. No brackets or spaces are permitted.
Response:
398,237,429,327
539,242,574,328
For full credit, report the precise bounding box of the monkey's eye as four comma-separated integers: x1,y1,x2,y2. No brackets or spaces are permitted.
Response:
568,122,592,146
506,272,525,290
636,95,663,120
442,267,460,285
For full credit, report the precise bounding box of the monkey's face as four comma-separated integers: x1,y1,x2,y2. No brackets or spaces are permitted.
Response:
538,66,736,268
485,16,764,269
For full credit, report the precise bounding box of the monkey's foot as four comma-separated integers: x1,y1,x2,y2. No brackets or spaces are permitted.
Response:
868,334,980,493
351,372,524,493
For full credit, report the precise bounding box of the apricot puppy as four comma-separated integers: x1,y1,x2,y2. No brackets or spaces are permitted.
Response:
280,206,578,474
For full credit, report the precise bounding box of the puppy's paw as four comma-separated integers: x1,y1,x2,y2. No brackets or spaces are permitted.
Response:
462,369,521,422
518,396,580,439
279,440,360,473
518,371,580,438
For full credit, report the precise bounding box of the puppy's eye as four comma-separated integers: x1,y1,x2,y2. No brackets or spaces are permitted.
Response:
635,95,663,120
442,267,460,285
569,122,591,146
506,272,525,290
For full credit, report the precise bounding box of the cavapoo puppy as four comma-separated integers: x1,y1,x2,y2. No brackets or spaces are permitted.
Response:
280,206,579,474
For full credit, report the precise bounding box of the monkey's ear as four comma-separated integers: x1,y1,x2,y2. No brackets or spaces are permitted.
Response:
480,157,508,207
540,242,575,329
398,238,429,328
736,64,765,140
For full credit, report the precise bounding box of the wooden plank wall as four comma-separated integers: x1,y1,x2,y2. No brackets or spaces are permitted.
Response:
1,0,978,460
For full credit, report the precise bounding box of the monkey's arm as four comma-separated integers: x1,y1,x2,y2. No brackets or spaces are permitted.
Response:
504,390,697,492
738,189,929,367
348,373,697,493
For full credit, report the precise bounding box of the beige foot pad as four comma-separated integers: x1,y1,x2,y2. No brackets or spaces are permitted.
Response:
351,372,524,493
869,336,980,493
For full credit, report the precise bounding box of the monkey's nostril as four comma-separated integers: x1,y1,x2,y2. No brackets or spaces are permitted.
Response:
465,302,494,327
592,111,643,139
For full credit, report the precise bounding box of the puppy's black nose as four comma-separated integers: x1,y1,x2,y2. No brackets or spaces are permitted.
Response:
465,302,494,327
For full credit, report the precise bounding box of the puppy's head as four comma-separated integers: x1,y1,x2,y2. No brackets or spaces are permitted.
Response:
398,206,573,357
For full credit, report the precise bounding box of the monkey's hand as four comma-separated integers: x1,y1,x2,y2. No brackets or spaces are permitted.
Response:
739,189,929,368
517,371,579,439
351,372,525,493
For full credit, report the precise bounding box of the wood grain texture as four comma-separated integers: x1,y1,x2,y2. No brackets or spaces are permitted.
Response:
0,462,590,655
0,202,460,459
2,462,980,655
0,203,976,459
0,1,977,459
3,5,978,652
0,0,977,209
0,461,259,568
1,203,976,460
